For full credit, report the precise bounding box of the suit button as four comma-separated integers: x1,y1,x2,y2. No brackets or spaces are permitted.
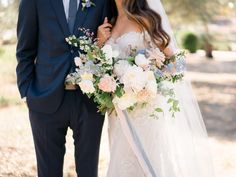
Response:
70,50,74,54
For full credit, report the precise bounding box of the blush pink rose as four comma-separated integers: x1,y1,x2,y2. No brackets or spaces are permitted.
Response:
98,75,117,93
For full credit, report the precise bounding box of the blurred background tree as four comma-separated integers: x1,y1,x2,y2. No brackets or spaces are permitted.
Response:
0,0,235,55
182,33,199,53
163,0,236,58
0,0,19,45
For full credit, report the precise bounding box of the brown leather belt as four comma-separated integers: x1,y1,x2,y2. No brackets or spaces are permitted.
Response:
65,84,78,90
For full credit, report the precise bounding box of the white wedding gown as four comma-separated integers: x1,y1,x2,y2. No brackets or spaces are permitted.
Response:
106,32,215,177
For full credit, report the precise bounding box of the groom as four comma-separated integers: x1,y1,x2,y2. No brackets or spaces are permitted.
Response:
16,0,110,176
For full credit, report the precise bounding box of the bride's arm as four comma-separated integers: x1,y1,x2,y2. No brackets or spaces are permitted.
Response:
163,47,175,58
145,32,177,58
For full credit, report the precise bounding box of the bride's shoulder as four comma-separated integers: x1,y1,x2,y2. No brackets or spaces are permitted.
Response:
142,32,175,57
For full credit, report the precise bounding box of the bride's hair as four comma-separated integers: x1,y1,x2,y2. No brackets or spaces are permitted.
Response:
110,0,170,51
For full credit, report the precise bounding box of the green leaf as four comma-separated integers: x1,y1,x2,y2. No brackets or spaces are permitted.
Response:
167,98,173,103
115,86,124,98
141,102,148,108
127,56,135,64
94,92,114,111
155,108,163,112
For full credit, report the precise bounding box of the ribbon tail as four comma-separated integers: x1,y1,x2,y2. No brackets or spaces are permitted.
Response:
114,105,157,177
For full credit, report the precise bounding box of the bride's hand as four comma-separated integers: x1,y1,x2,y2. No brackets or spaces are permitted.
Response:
97,17,112,47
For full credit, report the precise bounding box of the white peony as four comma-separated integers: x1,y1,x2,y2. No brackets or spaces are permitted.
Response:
135,54,149,69
74,57,83,67
79,80,95,94
113,93,137,110
102,44,119,64
136,89,151,103
121,65,147,93
113,60,131,78
136,71,157,102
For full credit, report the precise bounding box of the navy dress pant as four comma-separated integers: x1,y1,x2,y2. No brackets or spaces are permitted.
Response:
29,90,104,177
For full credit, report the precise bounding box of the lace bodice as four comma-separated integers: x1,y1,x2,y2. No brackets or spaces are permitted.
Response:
106,31,152,58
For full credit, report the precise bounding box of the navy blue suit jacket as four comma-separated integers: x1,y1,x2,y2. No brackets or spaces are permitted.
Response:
16,0,110,114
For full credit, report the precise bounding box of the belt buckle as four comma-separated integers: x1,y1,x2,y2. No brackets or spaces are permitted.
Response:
65,84,77,90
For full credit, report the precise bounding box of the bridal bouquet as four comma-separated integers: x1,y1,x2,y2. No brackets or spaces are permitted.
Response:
65,29,185,117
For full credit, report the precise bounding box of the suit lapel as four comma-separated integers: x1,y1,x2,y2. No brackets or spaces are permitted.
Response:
73,2,89,35
50,0,70,37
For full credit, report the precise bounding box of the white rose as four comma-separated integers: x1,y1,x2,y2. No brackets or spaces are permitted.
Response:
113,93,137,110
121,65,147,93
102,44,119,64
113,60,131,78
112,49,119,58
102,44,119,59
74,57,83,67
135,54,149,69
79,80,95,94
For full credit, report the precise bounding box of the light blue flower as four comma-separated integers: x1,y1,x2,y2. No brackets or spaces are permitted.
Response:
137,49,147,55
166,63,174,72
81,0,95,11
85,0,92,7
176,58,186,73
155,69,164,78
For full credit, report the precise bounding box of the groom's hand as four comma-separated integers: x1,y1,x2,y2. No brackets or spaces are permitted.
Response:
97,17,112,47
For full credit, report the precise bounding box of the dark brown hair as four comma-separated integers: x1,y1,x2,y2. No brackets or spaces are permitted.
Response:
111,0,171,51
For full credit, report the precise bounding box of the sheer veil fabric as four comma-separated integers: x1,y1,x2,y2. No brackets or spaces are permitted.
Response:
106,1,215,177
148,0,178,52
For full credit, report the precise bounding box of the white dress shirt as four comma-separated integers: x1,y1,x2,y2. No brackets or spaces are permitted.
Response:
62,0,80,20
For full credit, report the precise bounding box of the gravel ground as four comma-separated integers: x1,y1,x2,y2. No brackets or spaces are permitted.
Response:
0,51,236,177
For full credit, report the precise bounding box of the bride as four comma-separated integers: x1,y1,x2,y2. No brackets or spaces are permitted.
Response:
98,0,216,177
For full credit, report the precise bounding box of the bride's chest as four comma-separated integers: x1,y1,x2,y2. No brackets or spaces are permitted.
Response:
107,32,151,58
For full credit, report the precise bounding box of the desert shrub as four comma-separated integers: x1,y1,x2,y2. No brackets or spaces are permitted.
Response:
182,33,199,53
0,47,4,56
0,96,9,108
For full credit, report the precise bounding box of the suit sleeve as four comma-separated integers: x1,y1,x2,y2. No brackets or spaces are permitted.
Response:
101,0,111,23
16,0,38,98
